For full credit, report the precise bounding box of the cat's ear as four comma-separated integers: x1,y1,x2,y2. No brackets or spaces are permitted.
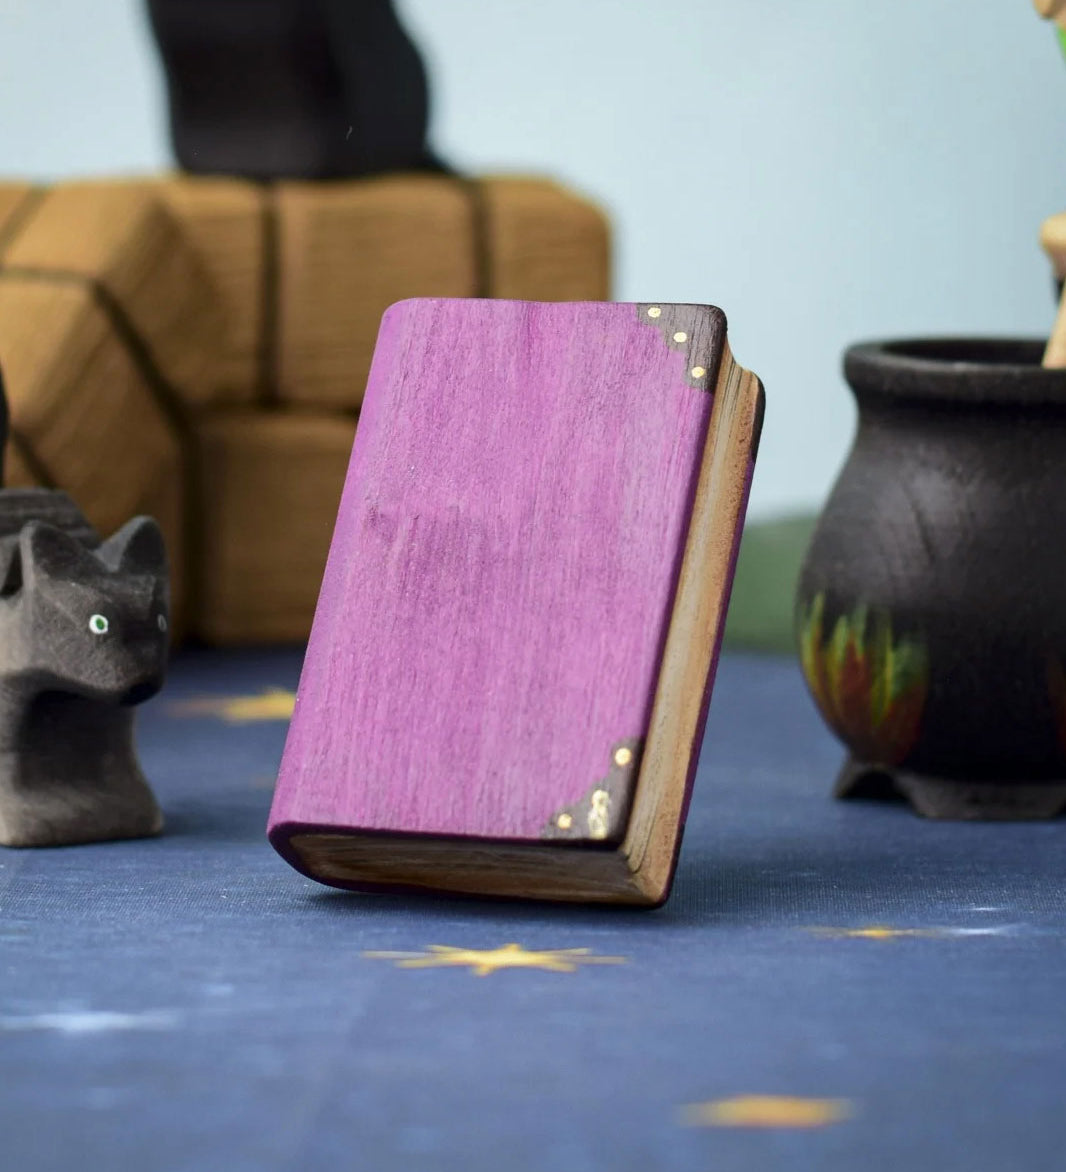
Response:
97,517,168,577
20,521,99,584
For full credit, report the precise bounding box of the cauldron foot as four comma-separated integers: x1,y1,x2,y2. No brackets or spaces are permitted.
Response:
835,757,1066,821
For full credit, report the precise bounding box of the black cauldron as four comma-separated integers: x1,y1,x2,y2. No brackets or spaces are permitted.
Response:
796,338,1066,818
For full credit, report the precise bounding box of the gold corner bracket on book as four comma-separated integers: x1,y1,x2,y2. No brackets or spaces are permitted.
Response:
622,338,764,903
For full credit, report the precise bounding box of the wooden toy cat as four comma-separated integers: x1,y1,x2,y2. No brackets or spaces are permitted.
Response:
0,365,171,847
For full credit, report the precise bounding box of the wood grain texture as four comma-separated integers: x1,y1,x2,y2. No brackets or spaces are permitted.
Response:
270,299,763,902
0,182,227,407
193,411,356,643
150,177,266,402
275,175,476,409
0,276,186,624
478,177,610,301
624,354,763,902
274,299,718,840
288,833,639,903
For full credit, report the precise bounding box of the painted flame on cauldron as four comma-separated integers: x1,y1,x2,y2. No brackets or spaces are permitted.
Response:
797,593,928,766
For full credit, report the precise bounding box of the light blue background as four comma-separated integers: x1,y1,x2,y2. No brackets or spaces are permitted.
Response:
1,0,1064,518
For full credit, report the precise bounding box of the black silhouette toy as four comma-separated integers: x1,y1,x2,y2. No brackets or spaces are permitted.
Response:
0,365,171,847
146,0,442,180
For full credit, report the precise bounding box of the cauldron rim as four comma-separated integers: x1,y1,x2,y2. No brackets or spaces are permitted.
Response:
844,337,1066,406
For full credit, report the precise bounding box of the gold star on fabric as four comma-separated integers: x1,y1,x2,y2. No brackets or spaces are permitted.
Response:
362,943,627,977
680,1096,854,1129
812,926,934,940
171,688,296,723
809,925,1009,941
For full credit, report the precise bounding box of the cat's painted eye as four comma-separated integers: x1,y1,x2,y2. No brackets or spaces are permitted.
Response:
157,614,168,633
88,614,109,636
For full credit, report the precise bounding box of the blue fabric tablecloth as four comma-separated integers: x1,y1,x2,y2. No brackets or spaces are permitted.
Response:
1,649,1064,1172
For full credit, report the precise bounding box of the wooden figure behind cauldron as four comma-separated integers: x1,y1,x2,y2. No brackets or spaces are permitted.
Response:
0,364,171,847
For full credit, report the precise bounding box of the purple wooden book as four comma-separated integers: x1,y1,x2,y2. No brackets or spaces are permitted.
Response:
269,299,763,905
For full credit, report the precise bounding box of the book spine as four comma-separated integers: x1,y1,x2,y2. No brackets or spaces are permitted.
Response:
624,347,765,904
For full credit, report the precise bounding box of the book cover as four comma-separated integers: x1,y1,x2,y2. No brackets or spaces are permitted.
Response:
269,298,763,904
